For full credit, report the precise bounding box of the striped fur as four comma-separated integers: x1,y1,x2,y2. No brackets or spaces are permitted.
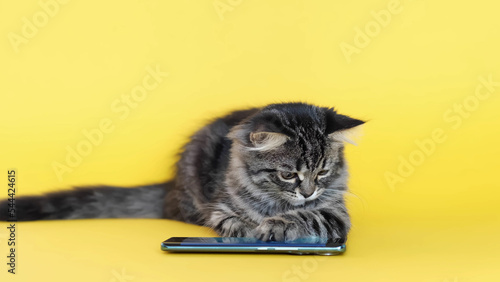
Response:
0,103,364,242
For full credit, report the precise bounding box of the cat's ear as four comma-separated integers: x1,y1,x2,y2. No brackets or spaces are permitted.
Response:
325,108,365,145
228,125,289,151
248,131,289,151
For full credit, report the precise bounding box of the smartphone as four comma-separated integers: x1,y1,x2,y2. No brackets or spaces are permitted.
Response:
161,237,346,255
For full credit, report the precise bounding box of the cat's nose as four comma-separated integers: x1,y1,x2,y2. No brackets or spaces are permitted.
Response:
300,189,315,198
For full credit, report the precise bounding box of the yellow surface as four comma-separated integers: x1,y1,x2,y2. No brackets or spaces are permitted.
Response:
1,0,499,281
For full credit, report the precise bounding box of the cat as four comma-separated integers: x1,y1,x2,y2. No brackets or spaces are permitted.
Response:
0,102,364,242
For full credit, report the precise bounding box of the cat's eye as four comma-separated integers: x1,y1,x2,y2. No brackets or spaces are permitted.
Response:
280,172,297,180
317,170,329,176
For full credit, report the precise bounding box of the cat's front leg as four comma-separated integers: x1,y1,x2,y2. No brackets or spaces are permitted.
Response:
254,208,350,242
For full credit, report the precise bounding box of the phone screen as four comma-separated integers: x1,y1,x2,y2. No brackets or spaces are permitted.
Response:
163,237,343,247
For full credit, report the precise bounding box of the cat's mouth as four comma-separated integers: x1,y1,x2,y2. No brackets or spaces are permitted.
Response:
284,188,325,206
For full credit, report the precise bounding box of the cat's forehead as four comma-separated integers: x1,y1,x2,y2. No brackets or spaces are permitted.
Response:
274,141,341,171
289,133,331,169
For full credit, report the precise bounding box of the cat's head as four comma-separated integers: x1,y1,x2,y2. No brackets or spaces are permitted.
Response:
228,102,364,207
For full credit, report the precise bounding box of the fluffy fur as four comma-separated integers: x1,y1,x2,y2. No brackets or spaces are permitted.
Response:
0,102,364,242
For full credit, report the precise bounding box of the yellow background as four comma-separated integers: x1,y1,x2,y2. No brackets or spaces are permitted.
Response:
1,0,499,281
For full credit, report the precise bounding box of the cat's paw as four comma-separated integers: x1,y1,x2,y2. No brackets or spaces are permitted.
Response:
220,219,253,237
253,217,301,242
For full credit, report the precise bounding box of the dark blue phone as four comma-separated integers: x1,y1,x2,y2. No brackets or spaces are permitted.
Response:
161,237,346,255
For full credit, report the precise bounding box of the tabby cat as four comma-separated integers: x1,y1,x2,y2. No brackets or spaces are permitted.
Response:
0,102,364,242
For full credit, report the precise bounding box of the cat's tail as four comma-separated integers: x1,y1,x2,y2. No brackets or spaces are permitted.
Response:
0,182,173,221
